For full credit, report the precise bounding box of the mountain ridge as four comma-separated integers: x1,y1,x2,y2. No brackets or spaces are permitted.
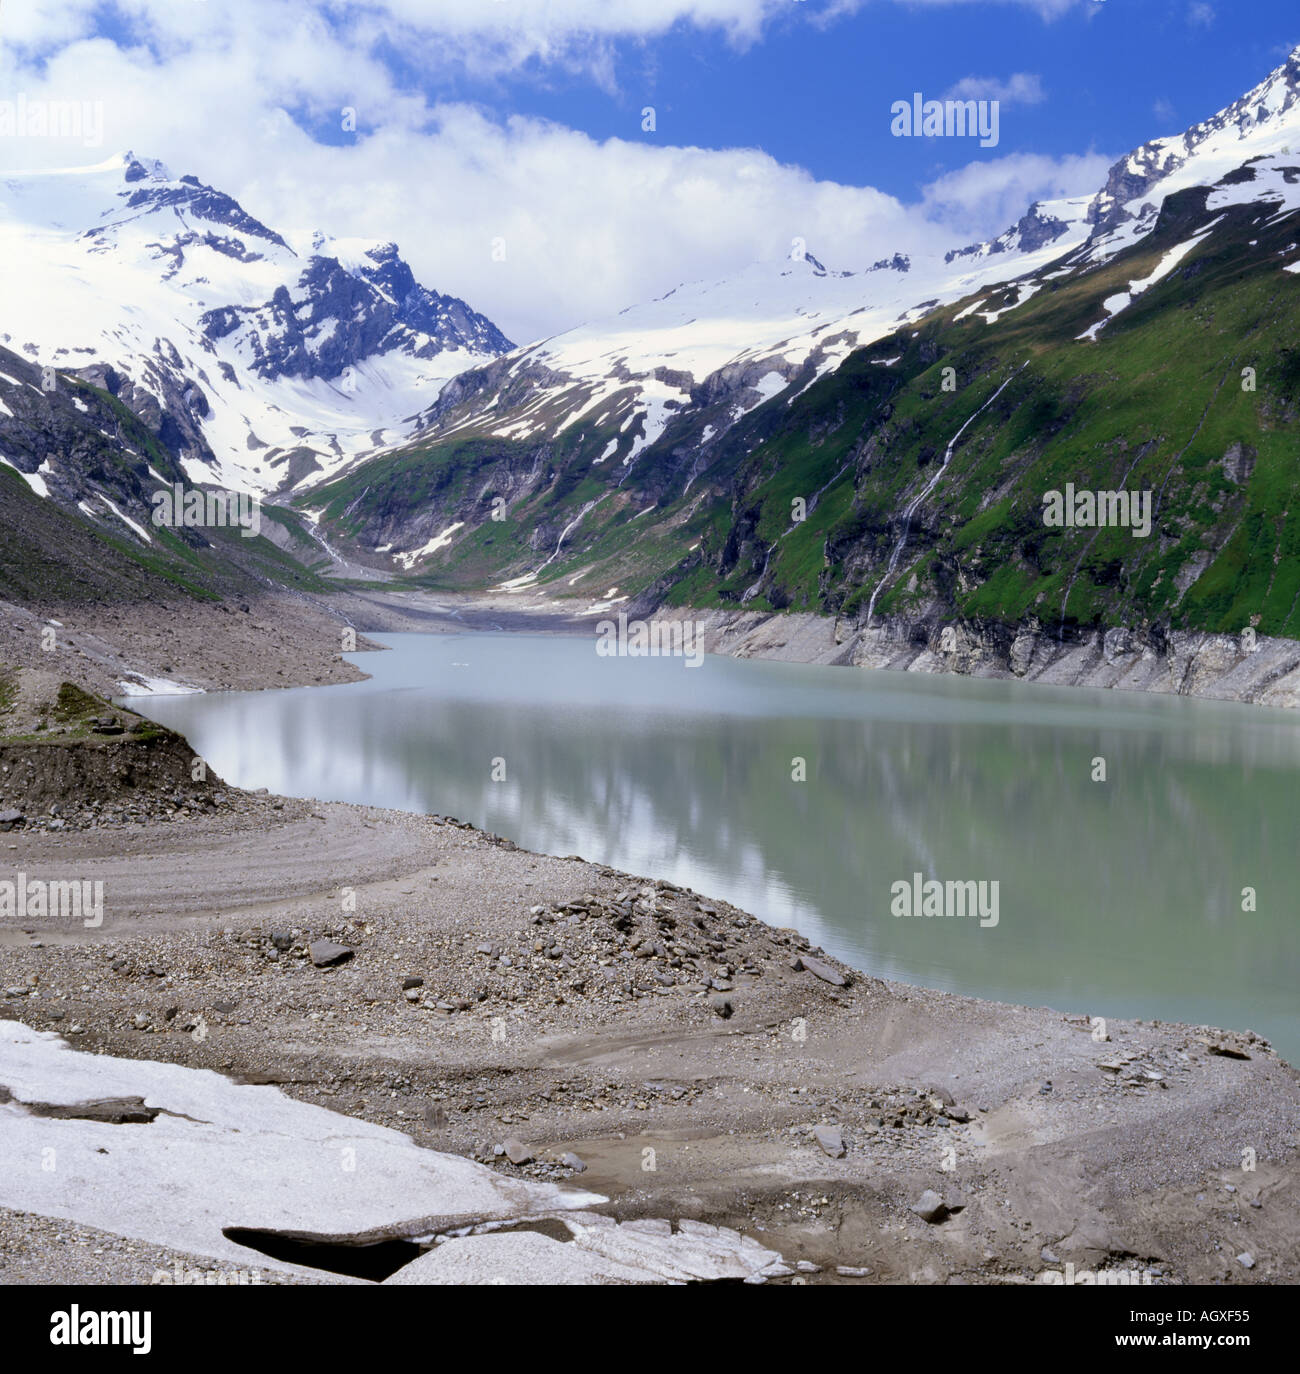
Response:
295,45,1300,665
0,151,513,498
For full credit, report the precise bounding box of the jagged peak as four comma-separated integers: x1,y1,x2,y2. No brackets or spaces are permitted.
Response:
120,151,172,184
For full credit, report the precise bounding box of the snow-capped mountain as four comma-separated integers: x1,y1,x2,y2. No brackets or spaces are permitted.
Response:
0,152,512,494
303,43,1300,592
1089,46,1300,239
403,227,1094,473
394,45,1300,491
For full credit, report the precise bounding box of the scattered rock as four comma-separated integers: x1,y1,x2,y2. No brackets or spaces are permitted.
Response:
502,1138,533,1166
813,1125,846,1159
1203,1040,1251,1060
308,940,354,968
800,956,848,987
402,977,424,991
1237,1253,1255,1270
560,1152,587,1173
911,1190,949,1224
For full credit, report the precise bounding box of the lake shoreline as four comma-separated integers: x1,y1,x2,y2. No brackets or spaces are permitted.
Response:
648,607,1300,712
329,588,1300,714
4,599,1299,1285
10,578,1300,714
2,768,1299,1284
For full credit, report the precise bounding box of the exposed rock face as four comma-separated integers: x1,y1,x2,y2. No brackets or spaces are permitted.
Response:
652,607,1300,710
117,160,290,249
1087,48,1300,235
946,201,1071,262
2,150,516,505
199,246,511,385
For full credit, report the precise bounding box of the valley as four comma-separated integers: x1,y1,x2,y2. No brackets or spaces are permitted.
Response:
3,31,1300,1302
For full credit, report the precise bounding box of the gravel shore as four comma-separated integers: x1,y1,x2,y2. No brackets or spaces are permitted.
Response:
3,793,1297,1285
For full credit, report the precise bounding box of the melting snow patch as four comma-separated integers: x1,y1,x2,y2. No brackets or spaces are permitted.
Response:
394,523,465,570
582,595,630,614
0,456,48,497
980,282,1042,325
0,1022,785,1284
117,675,203,697
751,371,788,402
98,494,153,543
387,1213,788,1286
0,1020,605,1279
1076,233,1209,341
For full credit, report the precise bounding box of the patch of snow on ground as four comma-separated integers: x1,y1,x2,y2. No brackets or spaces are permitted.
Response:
116,675,203,697
394,522,465,570
0,456,48,497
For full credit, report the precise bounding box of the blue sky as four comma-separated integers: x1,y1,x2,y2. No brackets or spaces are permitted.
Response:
4,0,1300,342
388,1,1300,199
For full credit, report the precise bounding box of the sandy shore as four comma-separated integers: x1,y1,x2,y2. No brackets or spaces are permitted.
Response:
2,791,1297,1285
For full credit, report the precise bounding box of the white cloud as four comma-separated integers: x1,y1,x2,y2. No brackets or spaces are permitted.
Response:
0,2,1113,347
1187,3,1216,29
2,0,1103,67
819,0,1089,20
920,151,1114,237
944,73,1047,106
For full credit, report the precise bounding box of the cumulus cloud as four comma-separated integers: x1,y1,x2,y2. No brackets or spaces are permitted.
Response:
0,1,1114,346
2,0,1104,68
920,151,1114,238
944,74,1047,106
